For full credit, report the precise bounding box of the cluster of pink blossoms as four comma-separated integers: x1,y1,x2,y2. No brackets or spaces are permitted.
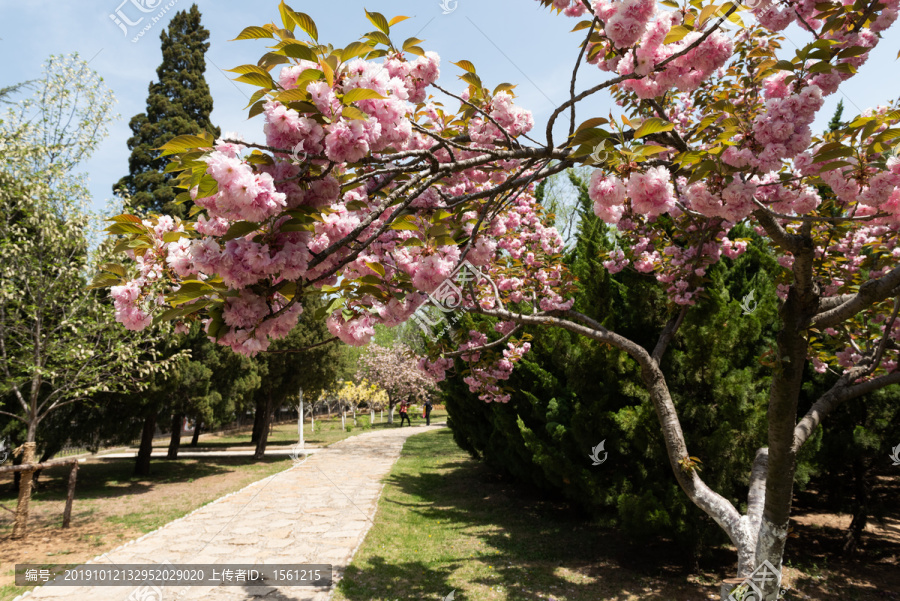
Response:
458,329,532,403
589,168,677,223
468,92,535,145
111,215,184,330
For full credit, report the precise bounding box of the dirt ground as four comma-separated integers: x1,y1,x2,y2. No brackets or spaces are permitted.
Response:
0,455,290,597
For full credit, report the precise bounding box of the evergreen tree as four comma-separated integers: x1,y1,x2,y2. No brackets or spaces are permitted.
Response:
114,4,218,219
827,100,845,133
250,296,346,459
441,171,793,562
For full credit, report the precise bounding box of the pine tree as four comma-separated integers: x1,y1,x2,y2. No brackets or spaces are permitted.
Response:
114,4,218,219
828,100,845,133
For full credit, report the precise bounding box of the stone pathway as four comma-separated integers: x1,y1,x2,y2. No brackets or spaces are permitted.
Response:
16,424,444,601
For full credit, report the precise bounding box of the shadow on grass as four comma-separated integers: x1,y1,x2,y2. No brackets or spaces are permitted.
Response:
335,430,727,601
0,455,289,504
336,430,900,601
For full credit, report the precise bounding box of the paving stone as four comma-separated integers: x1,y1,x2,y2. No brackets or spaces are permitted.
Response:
20,425,444,601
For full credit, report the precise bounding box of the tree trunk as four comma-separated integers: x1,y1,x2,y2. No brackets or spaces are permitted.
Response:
254,394,272,460
11,442,36,539
134,412,156,477
167,413,183,460
190,420,202,447
752,237,819,598
32,443,61,488
843,457,870,555
251,397,266,444
388,399,395,424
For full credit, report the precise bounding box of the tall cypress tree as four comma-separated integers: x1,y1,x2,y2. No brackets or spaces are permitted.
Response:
114,4,219,218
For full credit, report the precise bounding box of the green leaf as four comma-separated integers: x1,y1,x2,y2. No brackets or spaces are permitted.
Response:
576,117,610,132
634,117,675,138
282,42,317,62
227,64,272,77
162,231,187,243
773,59,795,71
452,60,477,74
248,100,266,119
343,88,387,104
403,37,425,51
364,31,392,47
279,1,294,30
365,10,391,35
389,221,420,231
159,135,212,156
342,106,369,120
232,26,274,41
258,52,290,71
100,263,126,278
460,72,482,88
663,25,691,44
571,20,594,32
289,11,319,41
222,221,261,242
274,88,311,103
87,273,122,290
107,214,143,224
342,41,373,62
570,127,609,146
365,262,386,277
106,223,147,235
235,72,275,88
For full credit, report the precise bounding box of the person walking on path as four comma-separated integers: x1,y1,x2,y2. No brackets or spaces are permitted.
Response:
423,399,433,426
398,400,411,427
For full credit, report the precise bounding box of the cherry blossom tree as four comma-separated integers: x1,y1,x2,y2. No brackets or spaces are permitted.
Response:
356,343,435,423
96,0,900,596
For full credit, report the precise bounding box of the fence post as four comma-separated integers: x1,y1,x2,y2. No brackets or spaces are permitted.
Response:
62,461,79,528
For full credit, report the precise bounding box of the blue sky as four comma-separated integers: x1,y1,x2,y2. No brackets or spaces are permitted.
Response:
1,0,898,214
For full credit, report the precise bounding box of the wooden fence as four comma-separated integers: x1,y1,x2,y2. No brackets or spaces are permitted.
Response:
0,458,80,528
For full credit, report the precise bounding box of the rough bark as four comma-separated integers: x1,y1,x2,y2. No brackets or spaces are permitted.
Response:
754,229,818,599
190,420,202,447
134,412,156,477
843,456,870,555
251,397,266,444
254,393,273,460
62,462,78,528
11,442,36,539
167,412,183,459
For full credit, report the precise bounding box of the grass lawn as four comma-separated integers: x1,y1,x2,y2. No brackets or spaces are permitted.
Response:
333,429,900,601
0,455,292,601
153,408,448,450
0,409,448,601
